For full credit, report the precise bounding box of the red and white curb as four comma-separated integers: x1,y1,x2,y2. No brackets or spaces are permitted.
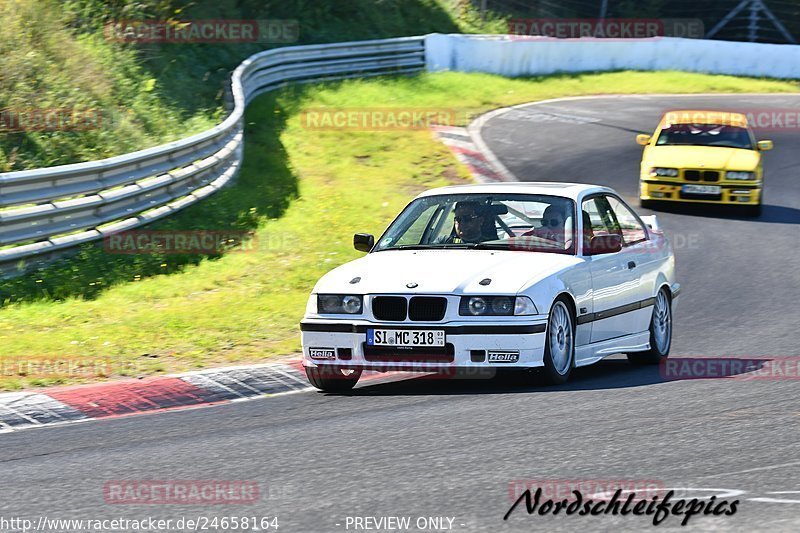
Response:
0,361,430,433
432,124,517,183
0,362,310,433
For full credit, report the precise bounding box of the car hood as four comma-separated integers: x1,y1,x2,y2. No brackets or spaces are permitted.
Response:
645,145,760,170
314,249,582,295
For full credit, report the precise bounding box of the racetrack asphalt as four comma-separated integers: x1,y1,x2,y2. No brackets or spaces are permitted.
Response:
1,94,799,532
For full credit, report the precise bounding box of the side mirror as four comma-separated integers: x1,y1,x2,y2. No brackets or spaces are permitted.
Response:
587,234,622,255
353,233,374,252
757,140,773,151
636,134,652,146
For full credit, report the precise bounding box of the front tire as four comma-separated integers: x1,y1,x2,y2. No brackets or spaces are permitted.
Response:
305,365,362,392
639,198,656,210
742,203,762,217
542,298,575,385
627,288,672,365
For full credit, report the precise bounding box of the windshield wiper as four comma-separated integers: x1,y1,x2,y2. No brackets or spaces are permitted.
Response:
466,243,510,250
661,143,750,149
377,243,513,252
376,244,471,252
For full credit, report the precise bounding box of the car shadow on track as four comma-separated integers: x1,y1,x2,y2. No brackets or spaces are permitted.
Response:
643,202,800,224
313,357,769,397
344,357,669,397
336,356,771,396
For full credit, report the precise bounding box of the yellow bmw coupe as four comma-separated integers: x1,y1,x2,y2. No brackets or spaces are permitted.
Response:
637,110,773,216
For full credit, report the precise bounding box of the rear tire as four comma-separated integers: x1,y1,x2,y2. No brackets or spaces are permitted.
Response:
541,298,575,385
627,288,672,365
305,365,362,392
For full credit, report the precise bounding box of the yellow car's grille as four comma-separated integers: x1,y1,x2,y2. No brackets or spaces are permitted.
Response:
683,169,720,182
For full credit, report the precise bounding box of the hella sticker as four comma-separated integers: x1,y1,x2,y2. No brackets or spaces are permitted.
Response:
487,351,519,363
309,348,336,360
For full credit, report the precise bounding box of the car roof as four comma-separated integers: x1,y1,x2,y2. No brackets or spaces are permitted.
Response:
414,182,612,201
660,110,748,127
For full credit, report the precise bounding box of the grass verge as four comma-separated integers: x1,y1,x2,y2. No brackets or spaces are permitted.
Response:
1,0,504,171
0,70,798,389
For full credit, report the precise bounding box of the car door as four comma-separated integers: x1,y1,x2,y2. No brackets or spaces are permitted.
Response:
605,194,657,335
581,195,642,344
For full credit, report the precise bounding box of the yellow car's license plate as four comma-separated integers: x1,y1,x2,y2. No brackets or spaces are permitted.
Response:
683,184,721,195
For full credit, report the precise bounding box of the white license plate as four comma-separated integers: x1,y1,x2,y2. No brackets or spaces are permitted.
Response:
367,329,445,347
683,184,721,195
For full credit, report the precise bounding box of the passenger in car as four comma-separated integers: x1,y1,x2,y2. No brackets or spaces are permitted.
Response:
523,205,567,244
581,210,594,250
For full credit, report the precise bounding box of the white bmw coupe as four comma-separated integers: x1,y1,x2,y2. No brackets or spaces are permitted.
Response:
301,183,679,391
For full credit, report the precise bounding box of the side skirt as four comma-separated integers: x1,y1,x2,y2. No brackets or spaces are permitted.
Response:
574,331,650,367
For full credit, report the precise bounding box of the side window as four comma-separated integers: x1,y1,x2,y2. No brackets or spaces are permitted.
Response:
581,197,621,237
429,203,460,243
396,204,439,245
607,196,647,246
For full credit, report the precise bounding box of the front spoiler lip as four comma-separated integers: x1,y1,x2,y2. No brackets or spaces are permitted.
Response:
640,179,761,205
303,362,514,374
641,178,761,189
300,321,547,334
639,195,760,205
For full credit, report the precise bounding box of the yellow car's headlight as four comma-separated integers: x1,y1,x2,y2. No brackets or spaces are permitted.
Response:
726,171,755,180
649,167,679,177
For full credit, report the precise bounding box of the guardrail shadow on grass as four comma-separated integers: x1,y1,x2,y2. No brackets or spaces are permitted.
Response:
344,356,770,396
0,88,304,306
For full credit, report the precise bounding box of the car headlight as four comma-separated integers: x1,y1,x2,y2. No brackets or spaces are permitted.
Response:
306,294,318,314
514,296,538,316
726,171,755,180
459,296,538,316
317,294,363,314
649,167,679,177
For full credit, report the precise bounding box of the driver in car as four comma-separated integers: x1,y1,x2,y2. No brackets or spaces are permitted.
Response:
436,201,488,244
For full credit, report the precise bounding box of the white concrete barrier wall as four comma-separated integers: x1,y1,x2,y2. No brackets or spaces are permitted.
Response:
425,34,800,79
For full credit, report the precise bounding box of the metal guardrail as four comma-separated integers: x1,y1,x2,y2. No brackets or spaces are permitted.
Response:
0,36,426,277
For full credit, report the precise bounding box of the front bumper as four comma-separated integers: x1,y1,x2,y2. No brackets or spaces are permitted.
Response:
640,179,761,205
300,320,548,371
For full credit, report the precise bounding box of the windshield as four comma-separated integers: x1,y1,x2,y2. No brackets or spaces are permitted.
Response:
655,123,753,149
374,193,577,255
